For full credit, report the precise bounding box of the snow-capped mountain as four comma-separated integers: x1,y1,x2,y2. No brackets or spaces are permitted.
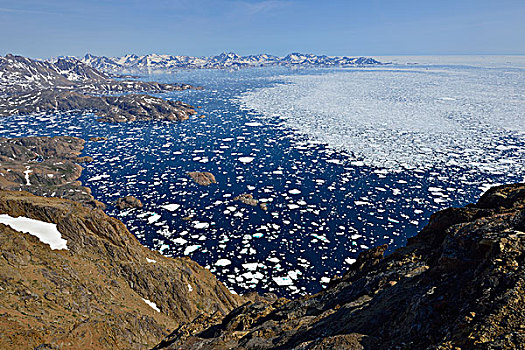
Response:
0,54,196,94
0,54,110,95
79,52,381,72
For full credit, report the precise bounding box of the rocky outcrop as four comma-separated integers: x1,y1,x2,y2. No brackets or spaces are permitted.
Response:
0,86,197,123
0,190,244,349
234,194,258,206
187,172,216,186
115,195,143,210
0,136,103,208
89,137,108,142
0,54,199,122
234,194,267,210
156,183,525,350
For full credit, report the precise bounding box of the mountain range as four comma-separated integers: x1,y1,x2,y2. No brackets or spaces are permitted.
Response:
80,52,382,72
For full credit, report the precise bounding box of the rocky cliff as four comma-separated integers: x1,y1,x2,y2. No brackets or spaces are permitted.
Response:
154,183,525,350
0,190,244,349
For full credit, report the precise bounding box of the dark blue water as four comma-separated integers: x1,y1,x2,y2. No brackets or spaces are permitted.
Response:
0,66,522,297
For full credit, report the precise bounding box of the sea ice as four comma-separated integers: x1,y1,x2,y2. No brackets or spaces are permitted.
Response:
239,67,525,173
184,245,201,255
273,276,293,286
193,222,210,229
215,258,232,266
238,156,255,164
148,214,161,224
161,203,181,211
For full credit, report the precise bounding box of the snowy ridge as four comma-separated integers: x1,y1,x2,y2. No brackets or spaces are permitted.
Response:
0,54,108,94
80,52,381,72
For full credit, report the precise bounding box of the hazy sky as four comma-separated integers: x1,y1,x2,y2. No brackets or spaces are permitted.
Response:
1,0,524,58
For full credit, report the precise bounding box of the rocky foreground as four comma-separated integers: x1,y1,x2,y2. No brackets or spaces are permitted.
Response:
0,54,199,122
155,184,525,350
0,190,244,349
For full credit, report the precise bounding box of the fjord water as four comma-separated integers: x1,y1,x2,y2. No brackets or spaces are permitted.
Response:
1,56,523,297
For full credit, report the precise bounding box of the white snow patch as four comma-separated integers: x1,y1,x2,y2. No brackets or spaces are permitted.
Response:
23,167,32,186
0,214,68,250
142,298,160,312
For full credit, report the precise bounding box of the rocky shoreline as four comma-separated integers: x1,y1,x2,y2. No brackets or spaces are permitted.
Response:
0,136,244,349
0,136,103,208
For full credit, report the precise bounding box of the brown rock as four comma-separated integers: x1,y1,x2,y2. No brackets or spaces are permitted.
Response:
234,193,258,206
0,136,103,208
0,190,244,349
115,195,143,210
76,155,94,163
234,194,268,211
89,137,108,142
187,172,216,186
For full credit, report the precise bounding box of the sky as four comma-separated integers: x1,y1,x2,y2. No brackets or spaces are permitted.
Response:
1,0,524,58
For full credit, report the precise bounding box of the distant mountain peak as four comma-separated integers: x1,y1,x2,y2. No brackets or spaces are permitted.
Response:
77,52,381,72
